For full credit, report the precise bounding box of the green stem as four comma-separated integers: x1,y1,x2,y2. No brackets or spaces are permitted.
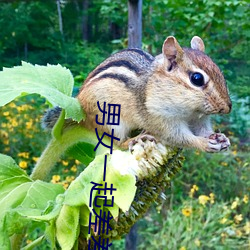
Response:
30,125,111,181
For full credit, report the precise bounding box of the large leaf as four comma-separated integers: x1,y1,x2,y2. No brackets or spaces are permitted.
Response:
56,205,80,250
0,62,84,121
0,154,30,181
0,154,65,247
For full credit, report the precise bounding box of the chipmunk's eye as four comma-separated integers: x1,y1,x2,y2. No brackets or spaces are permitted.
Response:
190,72,204,87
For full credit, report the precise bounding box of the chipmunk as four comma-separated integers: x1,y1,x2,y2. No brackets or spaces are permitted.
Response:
44,36,232,153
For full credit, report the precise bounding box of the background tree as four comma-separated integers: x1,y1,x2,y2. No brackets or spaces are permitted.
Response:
128,0,142,48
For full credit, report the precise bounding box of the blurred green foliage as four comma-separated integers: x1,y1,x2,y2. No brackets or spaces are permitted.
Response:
0,0,249,248
0,0,249,97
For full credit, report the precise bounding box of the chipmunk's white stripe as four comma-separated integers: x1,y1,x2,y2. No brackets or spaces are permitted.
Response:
88,66,137,84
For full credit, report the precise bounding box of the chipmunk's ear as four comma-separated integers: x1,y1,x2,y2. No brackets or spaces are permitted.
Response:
162,36,184,63
191,36,205,52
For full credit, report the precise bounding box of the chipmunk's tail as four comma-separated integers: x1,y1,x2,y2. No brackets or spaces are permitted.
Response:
41,106,62,130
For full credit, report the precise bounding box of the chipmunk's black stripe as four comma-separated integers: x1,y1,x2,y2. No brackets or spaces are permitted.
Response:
125,48,154,62
96,73,130,85
91,60,140,79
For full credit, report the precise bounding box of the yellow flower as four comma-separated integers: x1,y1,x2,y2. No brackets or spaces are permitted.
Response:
9,102,16,108
209,193,215,204
236,229,242,237
221,232,227,238
221,162,228,167
232,150,237,156
182,207,192,217
32,157,39,162
243,195,248,204
0,130,8,138
244,221,250,234
11,119,18,127
66,176,75,182
26,121,33,129
220,217,228,224
231,198,240,209
179,247,186,250
234,214,243,224
3,138,9,145
198,195,210,206
3,111,9,116
189,184,199,197
18,152,30,159
51,175,61,183
19,161,28,169
194,238,201,247
71,165,77,172
62,160,69,166
75,159,81,165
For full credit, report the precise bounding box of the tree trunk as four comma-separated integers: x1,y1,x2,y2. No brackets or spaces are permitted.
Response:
56,0,64,36
128,0,142,48
82,0,89,41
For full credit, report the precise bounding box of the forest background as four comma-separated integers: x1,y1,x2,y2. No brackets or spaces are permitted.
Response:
0,0,249,249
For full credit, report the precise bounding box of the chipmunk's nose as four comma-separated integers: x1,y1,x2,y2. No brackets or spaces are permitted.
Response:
219,101,232,114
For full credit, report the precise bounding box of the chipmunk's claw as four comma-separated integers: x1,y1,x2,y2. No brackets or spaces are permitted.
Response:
207,133,230,152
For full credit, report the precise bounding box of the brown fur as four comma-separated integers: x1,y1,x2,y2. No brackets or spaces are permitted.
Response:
77,36,231,152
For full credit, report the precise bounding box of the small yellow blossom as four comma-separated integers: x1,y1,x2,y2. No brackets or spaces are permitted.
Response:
221,162,228,167
66,176,75,182
182,207,192,217
231,197,240,209
32,157,39,162
236,229,243,237
234,214,243,224
71,165,77,172
18,152,30,159
3,138,9,145
75,159,81,165
63,182,69,189
4,147,10,152
3,111,9,116
235,157,242,163
0,130,8,138
221,232,227,238
232,150,237,156
243,195,248,204
209,193,215,204
244,221,250,234
51,175,61,183
26,121,33,129
19,161,28,169
220,217,228,224
189,184,199,197
179,247,186,250
62,160,69,166
194,238,201,247
9,103,16,108
198,195,210,206
11,120,18,127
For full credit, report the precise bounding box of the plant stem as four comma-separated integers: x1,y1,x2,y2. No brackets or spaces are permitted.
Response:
30,125,110,181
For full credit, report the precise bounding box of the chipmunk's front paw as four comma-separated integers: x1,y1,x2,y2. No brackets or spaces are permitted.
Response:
206,133,230,152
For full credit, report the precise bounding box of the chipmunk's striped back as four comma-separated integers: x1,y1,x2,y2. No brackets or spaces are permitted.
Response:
83,48,155,89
